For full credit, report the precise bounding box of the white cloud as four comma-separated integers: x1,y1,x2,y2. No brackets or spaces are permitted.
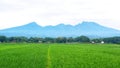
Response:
0,0,120,30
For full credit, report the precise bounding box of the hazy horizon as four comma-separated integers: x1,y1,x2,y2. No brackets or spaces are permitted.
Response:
0,0,120,30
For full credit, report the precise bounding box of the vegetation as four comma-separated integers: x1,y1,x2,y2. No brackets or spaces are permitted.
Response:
0,36,7,42
103,37,120,44
74,36,90,43
0,43,120,68
50,44,120,68
0,43,48,68
0,36,91,43
0,35,120,44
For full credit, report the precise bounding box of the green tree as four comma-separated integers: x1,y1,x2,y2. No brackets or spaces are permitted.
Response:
28,37,43,43
91,39,102,43
0,36,7,43
67,37,74,43
8,37,28,43
43,37,55,43
75,36,90,43
55,37,67,43
103,37,120,44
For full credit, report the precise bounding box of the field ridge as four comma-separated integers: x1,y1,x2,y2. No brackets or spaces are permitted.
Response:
46,45,51,68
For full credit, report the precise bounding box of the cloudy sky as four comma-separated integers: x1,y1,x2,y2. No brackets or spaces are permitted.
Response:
0,0,120,30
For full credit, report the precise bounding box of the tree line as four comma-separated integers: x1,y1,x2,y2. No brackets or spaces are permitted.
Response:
0,35,120,44
92,37,120,44
0,36,90,43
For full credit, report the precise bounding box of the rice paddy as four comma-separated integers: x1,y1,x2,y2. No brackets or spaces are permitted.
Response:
0,43,120,68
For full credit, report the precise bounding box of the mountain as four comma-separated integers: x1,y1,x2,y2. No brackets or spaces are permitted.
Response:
0,21,120,38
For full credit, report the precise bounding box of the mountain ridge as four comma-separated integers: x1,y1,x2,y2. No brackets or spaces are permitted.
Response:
0,21,120,38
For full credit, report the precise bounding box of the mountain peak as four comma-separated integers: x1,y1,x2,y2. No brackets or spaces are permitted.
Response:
56,23,73,26
25,22,41,27
27,22,38,25
78,21,100,27
56,23,65,26
81,21,98,25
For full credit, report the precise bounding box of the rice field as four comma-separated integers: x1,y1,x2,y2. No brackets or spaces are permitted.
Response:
0,43,120,68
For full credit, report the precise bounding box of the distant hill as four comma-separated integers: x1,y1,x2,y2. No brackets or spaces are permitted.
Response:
0,22,120,38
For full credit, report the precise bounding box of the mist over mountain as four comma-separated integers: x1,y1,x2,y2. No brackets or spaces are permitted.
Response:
0,22,120,38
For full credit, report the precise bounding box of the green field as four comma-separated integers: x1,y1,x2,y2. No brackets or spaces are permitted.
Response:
0,43,120,68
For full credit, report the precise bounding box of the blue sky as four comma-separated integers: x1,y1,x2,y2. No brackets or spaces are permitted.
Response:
0,0,120,30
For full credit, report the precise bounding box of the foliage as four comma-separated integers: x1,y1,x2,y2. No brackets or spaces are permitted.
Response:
74,36,90,42
91,38,102,43
8,36,28,43
55,37,67,43
103,37,120,44
0,36,7,42
0,35,120,44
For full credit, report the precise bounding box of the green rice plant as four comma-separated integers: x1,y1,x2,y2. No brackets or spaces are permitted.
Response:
0,43,48,68
0,43,120,68
50,43,120,68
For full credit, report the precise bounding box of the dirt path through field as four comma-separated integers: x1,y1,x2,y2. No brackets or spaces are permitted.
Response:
46,45,51,68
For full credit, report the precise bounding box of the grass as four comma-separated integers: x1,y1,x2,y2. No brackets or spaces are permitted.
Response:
0,43,120,68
